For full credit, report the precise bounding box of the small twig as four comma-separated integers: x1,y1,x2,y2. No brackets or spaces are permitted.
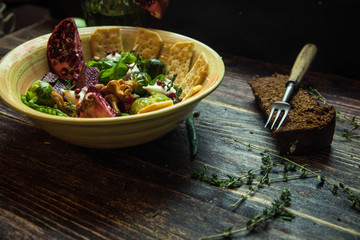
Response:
234,139,360,209
231,168,270,208
200,188,295,240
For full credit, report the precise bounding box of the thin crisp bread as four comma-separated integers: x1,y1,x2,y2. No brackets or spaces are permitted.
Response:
91,27,124,59
182,85,202,101
137,100,173,114
180,52,209,99
167,41,195,84
133,28,163,60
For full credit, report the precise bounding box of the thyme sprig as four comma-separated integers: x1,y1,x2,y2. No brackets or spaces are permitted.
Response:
166,73,177,92
64,78,75,90
234,139,360,209
231,166,271,208
192,153,318,208
191,167,318,190
308,87,360,138
200,188,295,240
339,183,360,208
193,139,358,239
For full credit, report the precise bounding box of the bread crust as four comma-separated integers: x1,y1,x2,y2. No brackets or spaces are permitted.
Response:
248,73,336,155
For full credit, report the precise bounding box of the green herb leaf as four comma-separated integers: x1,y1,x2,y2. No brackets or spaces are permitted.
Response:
98,61,128,83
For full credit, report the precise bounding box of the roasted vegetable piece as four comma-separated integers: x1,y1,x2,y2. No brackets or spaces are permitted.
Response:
143,59,165,79
129,98,153,114
27,80,54,106
148,93,171,103
130,72,151,96
21,93,68,117
76,65,100,89
186,113,198,159
129,93,170,114
41,72,59,85
76,91,116,118
47,18,85,83
101,79,137,102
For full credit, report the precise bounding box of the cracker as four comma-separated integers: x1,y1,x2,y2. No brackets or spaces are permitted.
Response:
182,85,202,101
133,28,163,60
167,41,195,84
180,52,209,99
91,27,123,59
137,100,173,114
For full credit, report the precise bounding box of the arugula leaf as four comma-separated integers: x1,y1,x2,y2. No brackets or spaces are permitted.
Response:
98,61,128,83
120,51,137,64
87,60,116,70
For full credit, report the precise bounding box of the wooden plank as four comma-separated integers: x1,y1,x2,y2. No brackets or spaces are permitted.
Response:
0,18,359,240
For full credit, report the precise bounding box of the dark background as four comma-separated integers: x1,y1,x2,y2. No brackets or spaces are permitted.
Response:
3,0,360,80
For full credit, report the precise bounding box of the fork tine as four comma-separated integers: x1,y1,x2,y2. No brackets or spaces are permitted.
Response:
270,110,282,130
264,107,275,128
276,110,289,130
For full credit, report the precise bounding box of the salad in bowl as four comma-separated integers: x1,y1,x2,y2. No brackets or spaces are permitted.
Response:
0,18,224,148
21,18,209,119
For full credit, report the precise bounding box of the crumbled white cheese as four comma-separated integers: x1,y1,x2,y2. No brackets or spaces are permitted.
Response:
143,76,176,95
105,52,122,62
143,85,167,94
129,63,140,74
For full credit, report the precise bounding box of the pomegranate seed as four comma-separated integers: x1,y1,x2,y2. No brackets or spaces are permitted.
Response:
166,92,176,99
156,81,166,88
61,68,68,75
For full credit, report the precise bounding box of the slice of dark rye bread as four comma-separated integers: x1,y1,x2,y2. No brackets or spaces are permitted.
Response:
248,73,336,155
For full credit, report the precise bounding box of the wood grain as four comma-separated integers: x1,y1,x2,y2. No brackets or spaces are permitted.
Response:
0,18,359,240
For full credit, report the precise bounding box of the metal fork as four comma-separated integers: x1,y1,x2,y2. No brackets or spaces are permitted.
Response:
264,43,318,130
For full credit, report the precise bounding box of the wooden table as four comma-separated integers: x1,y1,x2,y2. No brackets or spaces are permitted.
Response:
0,18,359,240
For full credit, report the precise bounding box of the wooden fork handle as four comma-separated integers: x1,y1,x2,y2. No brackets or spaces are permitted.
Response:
288,43,317,85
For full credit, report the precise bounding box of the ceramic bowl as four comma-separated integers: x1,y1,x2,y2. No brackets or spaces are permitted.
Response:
0,26,225,148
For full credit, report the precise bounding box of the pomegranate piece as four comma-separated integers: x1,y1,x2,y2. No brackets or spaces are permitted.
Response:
76,92,116,118
47,18,85,83
76,65,100,89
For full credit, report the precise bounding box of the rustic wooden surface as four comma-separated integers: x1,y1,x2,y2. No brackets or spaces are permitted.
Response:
0,18,359,240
